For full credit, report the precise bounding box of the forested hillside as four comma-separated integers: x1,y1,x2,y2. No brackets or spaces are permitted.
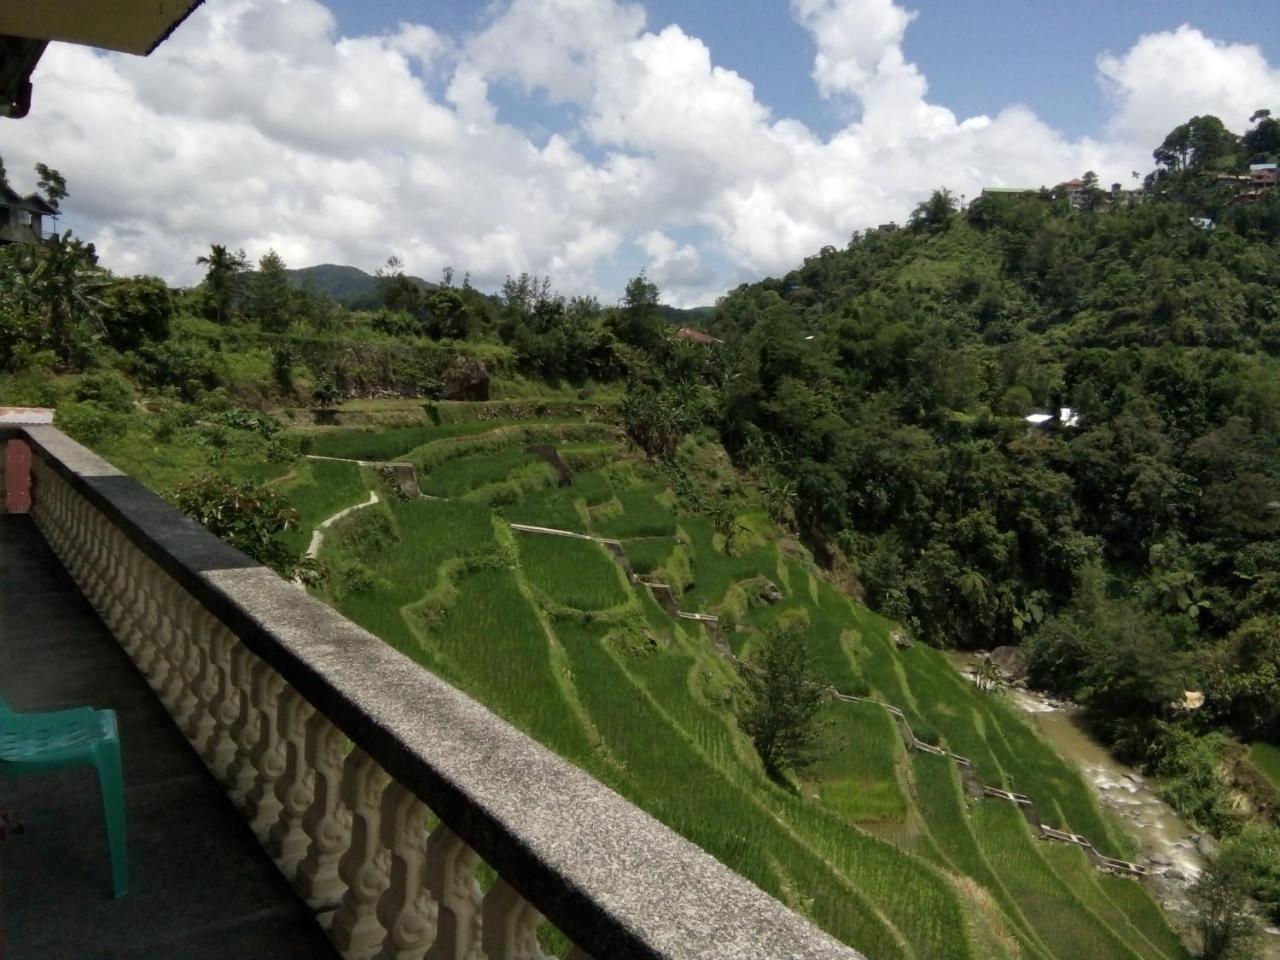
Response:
697,116,1280,838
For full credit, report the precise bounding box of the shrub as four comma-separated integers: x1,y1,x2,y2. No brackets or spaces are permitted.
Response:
174,474,298,575
1217,824,1280,924
74,370,133,413
1152,726,1243,836
131,339,220,399
55,400,128,446
213,407,280,437
338,508,399,562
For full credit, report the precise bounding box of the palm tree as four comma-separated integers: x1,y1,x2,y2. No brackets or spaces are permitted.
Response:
196,243,248,324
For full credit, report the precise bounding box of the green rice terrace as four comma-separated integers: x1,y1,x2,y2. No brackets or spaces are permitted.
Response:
242,402,1190,960
58,389,1193,960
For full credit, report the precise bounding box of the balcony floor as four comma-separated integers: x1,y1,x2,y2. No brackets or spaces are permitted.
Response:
0,515,338,960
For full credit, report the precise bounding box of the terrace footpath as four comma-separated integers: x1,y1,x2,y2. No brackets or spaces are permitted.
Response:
0,514,337,960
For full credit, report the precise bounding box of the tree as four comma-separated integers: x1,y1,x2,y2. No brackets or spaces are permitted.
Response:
376,254,419,313
615,270,664,351
249,249,293,332
1191,852,1261,960
34,162,67,209
909,188,958,232
21,232,107,362
1154,116,1236,173
973,655,1007,694
736,622,833,779
101,276,172,351
195,243,248,324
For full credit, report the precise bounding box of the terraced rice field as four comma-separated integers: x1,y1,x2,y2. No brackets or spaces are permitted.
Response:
287,414,1189,960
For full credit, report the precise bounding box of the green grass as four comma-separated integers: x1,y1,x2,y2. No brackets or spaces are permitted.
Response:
420,447,551,498
278,458,369,556
304,420,523,460
811,699,910,823
501,485,587,531
320,498,498,650
973,802,1142,960
1248,742,1280,792
299,425,1187,960
413,567,596,760
620,537,677,575
591,486,679,539
518,535,630,611
680,516,779,610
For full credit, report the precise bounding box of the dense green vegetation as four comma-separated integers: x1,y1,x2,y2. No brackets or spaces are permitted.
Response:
683,117,1280,855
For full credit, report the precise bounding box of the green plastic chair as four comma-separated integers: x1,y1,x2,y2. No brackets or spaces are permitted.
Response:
0,694,128,898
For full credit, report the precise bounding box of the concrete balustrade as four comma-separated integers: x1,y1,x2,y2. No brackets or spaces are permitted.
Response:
4,425,862,960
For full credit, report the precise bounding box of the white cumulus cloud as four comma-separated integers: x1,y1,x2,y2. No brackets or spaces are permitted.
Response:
1,0,1275,306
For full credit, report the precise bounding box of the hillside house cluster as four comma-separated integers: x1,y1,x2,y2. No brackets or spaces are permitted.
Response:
979,182,1142,212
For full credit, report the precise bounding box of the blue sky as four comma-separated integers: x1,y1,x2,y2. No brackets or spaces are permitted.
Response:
10,0,1280,304
325,0,1280,140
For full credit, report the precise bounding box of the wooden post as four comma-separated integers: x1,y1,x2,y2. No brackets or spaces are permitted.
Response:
5,439,32,513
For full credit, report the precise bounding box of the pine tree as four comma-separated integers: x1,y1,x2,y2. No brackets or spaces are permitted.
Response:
736,623,832,779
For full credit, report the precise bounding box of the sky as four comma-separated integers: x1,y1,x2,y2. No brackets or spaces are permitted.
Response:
5,0,1280,306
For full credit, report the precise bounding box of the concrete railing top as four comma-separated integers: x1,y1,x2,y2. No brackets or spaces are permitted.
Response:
4,424,862,960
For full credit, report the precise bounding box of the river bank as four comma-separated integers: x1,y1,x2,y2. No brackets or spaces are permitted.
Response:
948,653,1280,957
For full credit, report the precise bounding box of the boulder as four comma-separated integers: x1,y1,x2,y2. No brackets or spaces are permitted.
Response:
759,580,784,604
891,630,913,650
1197,834,1218,857
441,357,490,401
988,645,1028,681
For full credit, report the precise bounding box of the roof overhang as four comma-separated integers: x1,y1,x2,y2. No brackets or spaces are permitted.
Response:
0,1,203,118
0,2,204,56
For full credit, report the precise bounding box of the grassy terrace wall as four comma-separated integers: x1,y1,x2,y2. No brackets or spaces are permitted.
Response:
292,416,1191,960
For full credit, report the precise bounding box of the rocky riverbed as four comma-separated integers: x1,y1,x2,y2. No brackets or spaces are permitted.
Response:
950,652,1280,955
1008,687,1208,924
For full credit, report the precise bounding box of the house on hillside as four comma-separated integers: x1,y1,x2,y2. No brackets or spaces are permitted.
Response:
1250,163,1278,189
675,327,723,345
1055,179,1090,211
0,185,57,244
1024,407,1080,434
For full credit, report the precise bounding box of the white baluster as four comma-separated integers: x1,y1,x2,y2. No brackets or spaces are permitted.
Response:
183,600,218,752
423,824,481,960
481,879,552,960
331,749,392,959
375,782,437,960
296,713,353,911
225,646,264,804
202,626,241,781
244,663,288,840
267,686,318,879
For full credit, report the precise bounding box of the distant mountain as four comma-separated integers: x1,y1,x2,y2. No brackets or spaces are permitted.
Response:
658,304,715,326
284,263,715,317
284,263,434,308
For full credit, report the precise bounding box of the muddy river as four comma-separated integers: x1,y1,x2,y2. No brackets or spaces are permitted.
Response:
948,654,1280,956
